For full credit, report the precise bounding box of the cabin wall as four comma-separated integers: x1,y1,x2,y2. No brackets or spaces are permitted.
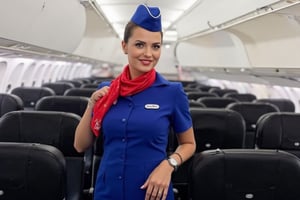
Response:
0,57,92,93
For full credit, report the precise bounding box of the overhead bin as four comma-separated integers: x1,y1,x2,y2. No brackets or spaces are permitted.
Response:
0,0,86,53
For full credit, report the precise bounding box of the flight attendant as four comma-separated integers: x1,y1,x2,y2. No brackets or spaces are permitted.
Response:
74,4,196,200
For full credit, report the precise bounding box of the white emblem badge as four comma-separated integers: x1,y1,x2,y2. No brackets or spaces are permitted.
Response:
145,104,160,109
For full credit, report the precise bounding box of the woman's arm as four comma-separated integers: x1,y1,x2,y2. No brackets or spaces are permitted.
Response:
141,127,196,200
171,127,196,165
74,86,110,153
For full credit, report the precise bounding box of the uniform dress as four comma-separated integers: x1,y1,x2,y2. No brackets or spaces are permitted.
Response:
93,72,192,200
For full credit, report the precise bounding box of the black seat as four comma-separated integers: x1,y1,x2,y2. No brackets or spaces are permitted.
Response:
11,86,55,110
35,96,89,116
190,108,245,152
186,91,217,101
171,108,246,199
0,111,84,200
35,95,91,196
57,80,83,88
188,100,206,108
0,142,66,200
208,88,238,97
197,97,238,108
42,82,75,95
254,98,295,112
256,112,300,158
197,85,220,92
226,102,280,148
223,93,257,102
89,134,104,196
80,83,99,89
0,93,23,117
189,149,300,200
64,88,96,97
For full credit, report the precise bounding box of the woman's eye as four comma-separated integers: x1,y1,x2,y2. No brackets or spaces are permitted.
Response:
135,43,144,48
153,44,161,49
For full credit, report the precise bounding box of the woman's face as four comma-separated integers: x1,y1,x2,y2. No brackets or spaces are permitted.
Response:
122,26,162,79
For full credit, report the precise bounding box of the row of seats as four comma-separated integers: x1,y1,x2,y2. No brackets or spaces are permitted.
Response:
1,80,298,200
0,111,84,200
8,86,95,110
190,148,300,200
187,101,281,148
171,109,300,199
0,142,66,200
1,108,300,199
186,91,295,112
0,93,89,117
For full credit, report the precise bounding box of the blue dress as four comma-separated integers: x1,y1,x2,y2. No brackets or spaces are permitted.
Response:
93,73,192,200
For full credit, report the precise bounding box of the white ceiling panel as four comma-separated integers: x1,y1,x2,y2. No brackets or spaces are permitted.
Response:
95,0,198,42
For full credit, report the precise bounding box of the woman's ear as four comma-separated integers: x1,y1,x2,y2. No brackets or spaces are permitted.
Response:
121,41,128,54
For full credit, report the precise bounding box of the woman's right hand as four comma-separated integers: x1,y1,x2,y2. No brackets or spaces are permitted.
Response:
88,86,110,108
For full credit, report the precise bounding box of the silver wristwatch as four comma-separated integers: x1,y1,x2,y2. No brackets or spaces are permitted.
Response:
167,157,178,171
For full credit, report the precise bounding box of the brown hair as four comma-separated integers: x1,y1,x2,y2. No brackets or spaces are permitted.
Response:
123,21,163,43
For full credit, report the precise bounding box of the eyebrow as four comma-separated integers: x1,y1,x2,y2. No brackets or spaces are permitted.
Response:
135,40,161,45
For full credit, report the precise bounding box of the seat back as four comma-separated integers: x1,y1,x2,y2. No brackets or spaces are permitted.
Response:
186,91,217,101
90,134,104,191
208,88,238,97
223,93,257,102
190,108,245,152
0,93,23,117
171,108,245,199
57,80,83,88
11,86,55,110
80,83,99,89
0,142,66,200
256,112,300,158
254,98,295,112
189,149,300,200
35,96,89,116
64,88,96,97
197,97,238,108
0,111,83,200
226,102,280,148
188,100,206,108
42,82,75,95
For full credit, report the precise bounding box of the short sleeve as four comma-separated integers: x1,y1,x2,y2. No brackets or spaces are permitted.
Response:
171,83,193,134
97,81,111,89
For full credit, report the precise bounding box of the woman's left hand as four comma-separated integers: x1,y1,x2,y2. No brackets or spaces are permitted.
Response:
140,160,174,200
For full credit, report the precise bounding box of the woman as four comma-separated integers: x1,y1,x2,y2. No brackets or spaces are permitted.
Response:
74,4,196,200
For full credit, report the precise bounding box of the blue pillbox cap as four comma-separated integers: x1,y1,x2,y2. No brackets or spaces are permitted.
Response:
130,4,162,32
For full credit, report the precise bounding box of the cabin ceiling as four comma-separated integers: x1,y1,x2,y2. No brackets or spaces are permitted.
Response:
89,0,300,43
93,0,198,43
1,0,300,69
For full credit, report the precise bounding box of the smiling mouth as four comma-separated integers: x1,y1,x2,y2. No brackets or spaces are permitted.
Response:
140,60,152,65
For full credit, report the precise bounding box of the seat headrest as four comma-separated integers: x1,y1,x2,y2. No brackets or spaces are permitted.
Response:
190,108,245,152
226,102,280,130
256,112,300,150
190,149,300,199
0,110,82,157
11,87,55,108
0,142,66,200
0,93,24,117
35,96,89,117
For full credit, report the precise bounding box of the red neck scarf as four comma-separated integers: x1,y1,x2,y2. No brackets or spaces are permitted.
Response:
91,65,156,136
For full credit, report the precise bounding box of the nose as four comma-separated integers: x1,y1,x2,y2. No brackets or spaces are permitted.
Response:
144,47,152,57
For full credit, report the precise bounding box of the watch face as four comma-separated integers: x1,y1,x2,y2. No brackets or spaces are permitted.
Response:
169,158,178,166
